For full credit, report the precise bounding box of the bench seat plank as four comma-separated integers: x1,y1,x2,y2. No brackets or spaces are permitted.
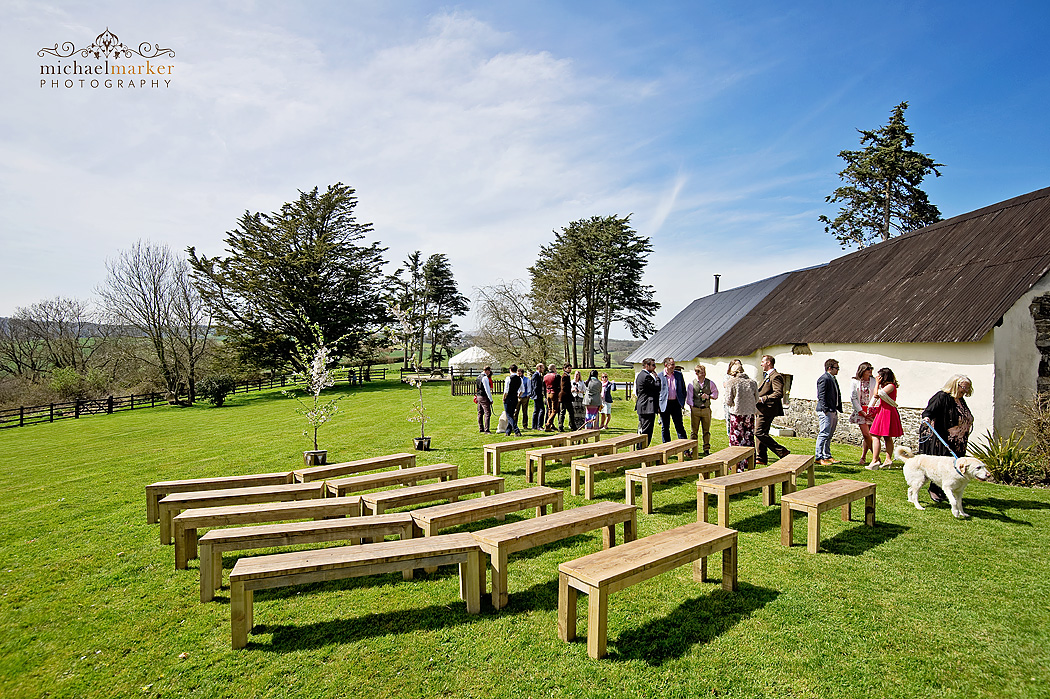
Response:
172,496,361,569
697,466,796,527
410,486,564,537
771,454,816,488
198,513,415,602
292,453,416,482
781,479,876,553
557,521,738,659
526,433,648,485
472,501,638,609
146,471,293,524
483,428,601,475
705,446,756,473
625,456,727,514
571,439,696,500
324,463,458,497
229,533,483,649
360,475,504,515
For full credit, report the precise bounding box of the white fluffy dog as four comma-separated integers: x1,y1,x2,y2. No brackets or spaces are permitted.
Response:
895,446,990,518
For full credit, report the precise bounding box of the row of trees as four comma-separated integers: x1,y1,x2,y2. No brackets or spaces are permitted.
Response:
386,251,470,369
475,214,659,368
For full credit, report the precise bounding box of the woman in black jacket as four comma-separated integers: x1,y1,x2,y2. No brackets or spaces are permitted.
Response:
919,375,974,502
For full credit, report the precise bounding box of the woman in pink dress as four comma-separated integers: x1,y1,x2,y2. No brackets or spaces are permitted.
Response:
867,367,903,469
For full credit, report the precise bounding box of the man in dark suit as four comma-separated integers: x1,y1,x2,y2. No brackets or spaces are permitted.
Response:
657,357,688,443
557,363,579,431
755,354,790,464
815,358,843,466
634,358,659,445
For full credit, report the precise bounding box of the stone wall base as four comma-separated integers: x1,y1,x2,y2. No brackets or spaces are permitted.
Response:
777,398,921,451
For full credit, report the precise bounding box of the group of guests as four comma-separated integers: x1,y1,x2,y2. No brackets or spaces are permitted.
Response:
817,359,974,503
633,357,722,459
474,363,616,435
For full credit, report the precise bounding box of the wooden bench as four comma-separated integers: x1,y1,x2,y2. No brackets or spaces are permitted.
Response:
198,513,415,602
171,496,362,569
323,463,458,498
781,479,876,553
472,501,638,610
557,521,738,659
410,486,564,537
146,471,293,524
292,452,416,482
483,428,601,475
526,433,648,485
706,445,756,473
625,456,727,514
229,533,484,649
772,453,816,488
158,482,325,545
697,466,797,527
360,475,505,515
571,439,696,500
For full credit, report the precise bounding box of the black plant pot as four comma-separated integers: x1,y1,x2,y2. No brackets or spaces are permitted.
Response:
413,437,431,451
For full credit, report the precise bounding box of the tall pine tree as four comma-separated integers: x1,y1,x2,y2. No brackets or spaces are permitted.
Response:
819,102,943,249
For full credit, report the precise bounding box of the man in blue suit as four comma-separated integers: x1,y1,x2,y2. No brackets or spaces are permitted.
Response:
658,357,688,443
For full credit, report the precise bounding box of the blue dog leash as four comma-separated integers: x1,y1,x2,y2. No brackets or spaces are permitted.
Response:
922,418,965,478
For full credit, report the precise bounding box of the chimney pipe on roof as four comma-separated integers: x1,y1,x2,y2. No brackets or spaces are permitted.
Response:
713,274,721,293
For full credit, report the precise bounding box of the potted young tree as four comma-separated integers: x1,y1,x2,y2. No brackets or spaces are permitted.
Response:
409,373,431,450
283,320,344,466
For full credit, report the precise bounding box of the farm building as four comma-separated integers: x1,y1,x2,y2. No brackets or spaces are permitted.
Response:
626,185,1050,445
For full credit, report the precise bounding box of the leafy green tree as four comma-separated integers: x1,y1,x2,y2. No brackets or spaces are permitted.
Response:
820,101,943,249
385,252,426,368
188,184,387,371
421,253,469,369
529,215,657,367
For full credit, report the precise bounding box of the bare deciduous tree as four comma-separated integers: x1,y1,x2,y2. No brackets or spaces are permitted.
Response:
474,280,558,367
98,240,212,402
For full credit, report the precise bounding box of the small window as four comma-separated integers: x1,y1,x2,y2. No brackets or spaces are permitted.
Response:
791,343,812,355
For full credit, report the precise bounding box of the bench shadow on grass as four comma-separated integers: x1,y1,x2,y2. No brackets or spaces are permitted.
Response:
818,521,908,555
606,582,779,665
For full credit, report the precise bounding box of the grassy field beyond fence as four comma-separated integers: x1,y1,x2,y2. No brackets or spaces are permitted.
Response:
2,378,1048,698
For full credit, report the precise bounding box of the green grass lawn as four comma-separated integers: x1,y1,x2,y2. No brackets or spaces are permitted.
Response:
2,379,1049,699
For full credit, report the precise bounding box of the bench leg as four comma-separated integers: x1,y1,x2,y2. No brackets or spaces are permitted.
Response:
146,492,158,524
641,479,653,515
174,524,189,570
484,450,493,475
762,483,775,507
624,511,637,543
781,502,794,547
200,543,216,603
160,506,174,545
807,465,815,488
602,523,616,548
553,491,564,512
558,574,577,642
842,501,851,522
526,457,535,483
865,492,876,526
694,556,708,583
571,466,581,496
231,581,251,650
584,468,595,501
722,541,738,591
460,551,481,614
491,548,509,610
587,586,609,660
717,494,729,528
807,507,821,554
625,477,636,507
698,491,710,523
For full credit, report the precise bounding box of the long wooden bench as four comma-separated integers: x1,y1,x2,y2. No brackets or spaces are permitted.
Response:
706,445,756,473
146,471,293,524
410,486,564,537
625,456,727,514
772,453,816,488
360,475,504,515
557,521,738,659
198,513,415,602
571,439,697,500
526,433,648,486
172,496,361,569
697,466,795,527
323,463,458,498
158,482,325,545
472,501,638,610
229,533,484,649
483,428,601,476
292,452,416,482
781,479,876,553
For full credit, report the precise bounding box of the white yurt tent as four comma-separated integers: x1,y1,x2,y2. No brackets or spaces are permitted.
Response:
448,346,496,373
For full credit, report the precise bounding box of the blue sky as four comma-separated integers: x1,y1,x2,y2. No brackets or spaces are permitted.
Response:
1,1,1048,333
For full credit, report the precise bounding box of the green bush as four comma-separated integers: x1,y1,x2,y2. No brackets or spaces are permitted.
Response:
48,367,85,399
969,429,1048,485
195,374,238,407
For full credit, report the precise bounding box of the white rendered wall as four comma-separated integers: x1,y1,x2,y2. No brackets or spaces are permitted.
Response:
992,271,1050,434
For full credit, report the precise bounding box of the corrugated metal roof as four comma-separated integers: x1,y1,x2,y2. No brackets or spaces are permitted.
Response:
705,186,1050,356
624,273,792,364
